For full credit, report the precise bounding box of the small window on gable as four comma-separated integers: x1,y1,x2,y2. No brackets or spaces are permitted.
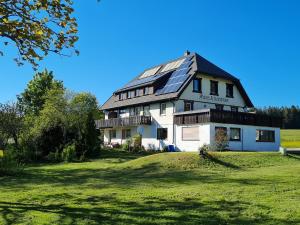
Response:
226,83,234,98
193,78,202,93
210,80,219,96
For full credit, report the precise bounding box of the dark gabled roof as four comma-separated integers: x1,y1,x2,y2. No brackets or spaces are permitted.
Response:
100,52,254,110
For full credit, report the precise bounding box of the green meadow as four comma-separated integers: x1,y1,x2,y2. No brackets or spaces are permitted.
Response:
281,129,300,148
0,150,299,225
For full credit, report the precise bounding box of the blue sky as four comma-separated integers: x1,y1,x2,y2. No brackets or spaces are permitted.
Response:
0,0,299,107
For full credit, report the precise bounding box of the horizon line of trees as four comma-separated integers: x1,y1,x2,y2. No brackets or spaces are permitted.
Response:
256,106,300,129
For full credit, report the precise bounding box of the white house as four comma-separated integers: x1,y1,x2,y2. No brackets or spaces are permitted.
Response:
98,51,282,152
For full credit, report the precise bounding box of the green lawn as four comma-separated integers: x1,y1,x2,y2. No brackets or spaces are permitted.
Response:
0,150,300,225
281,129,300,148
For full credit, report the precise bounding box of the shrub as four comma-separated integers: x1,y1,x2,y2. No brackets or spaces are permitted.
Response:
213,129,229,151
61,144,76,162
198,144,210,158
47,150,62,162
122,139,132,151
0,150,24,176
132,134,142,152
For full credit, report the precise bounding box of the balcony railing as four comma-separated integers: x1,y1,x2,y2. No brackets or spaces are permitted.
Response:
96,115,152,129
174,109,282,128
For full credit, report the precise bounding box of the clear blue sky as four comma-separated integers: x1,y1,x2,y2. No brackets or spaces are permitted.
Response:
1,0,299,107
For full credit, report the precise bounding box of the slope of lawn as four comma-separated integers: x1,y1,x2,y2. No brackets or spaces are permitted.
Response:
281,129,300,148
0,150,299,225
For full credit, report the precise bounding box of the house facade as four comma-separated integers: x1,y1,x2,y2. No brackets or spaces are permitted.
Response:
98,51,281,151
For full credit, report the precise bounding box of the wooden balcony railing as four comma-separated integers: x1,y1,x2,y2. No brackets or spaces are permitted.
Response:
96,115,152,129
174,109,282,128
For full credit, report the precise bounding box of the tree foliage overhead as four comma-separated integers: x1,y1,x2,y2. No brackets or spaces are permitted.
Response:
17,69,64,115
0,0,79,69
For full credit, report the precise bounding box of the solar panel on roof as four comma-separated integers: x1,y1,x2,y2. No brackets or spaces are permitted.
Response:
155,56,193,95
139,66,161,79
160,58,185,73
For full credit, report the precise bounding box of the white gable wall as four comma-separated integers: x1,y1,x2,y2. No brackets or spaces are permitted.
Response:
176,74,247,112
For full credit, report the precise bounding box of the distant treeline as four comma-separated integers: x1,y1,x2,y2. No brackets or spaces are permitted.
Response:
256,105,300,129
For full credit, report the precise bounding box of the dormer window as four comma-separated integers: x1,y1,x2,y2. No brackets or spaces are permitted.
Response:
226,83,234,98
120,92,127,100
136,88,143,97
193,78,202,93
210,80,219,96
144,87,150,95
128,90,135,99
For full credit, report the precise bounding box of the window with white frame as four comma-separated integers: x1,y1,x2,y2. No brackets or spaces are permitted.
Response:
182,127,199,141
230,128,241,141
160,103,166,115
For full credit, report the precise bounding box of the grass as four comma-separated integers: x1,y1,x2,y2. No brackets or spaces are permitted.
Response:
0,150,300,225
281,129,300,148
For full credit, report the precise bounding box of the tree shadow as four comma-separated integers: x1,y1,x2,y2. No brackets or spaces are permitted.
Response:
0,197,298,225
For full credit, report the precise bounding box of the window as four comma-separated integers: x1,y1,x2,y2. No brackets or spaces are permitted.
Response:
210,80,219,96
109,130,116,139
157,128,168,140
143,105,150,116
135,106,141,116
226,83,234,98
215,104,224,111
256,130,275,142
184,101,194,111
231,106,238,112
129,108,135,116
120,92,127,100
230,128,241,141
136,88,144,97
182,127,199,141
119,109,126,115
144,87,150,95
128,90,135,99
160,103,166,115
122,129,131,139
193,78,202,93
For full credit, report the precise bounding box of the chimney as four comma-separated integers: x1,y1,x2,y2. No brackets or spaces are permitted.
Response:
184,50,190,56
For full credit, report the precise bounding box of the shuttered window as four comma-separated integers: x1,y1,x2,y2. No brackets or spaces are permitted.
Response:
182,127,199,141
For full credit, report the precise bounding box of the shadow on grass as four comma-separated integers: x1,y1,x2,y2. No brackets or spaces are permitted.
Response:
0,196,298,225
205,153,241,169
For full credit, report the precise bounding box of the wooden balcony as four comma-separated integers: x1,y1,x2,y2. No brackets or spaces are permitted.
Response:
174,109,282,128
96,115,152,129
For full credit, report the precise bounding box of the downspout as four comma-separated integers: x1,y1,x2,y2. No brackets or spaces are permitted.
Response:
171,100,176,145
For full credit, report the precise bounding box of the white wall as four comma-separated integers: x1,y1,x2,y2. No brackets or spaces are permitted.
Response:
209,123,280,152
175,124,210,152
141,102,174,150
177,74,247,112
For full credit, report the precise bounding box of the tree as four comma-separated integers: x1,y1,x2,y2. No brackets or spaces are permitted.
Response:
0,0,79,69
17,69,64,115
0,102,23,149
68,93,100,156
